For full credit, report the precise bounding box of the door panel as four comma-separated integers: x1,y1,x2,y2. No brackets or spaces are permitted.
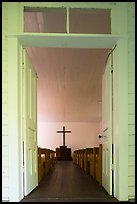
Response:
102,52,112,195
23,49,38,196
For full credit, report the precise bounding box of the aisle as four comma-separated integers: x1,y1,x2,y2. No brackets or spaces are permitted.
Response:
21,161,118,202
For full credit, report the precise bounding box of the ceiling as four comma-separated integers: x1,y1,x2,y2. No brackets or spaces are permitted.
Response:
24,8,111,123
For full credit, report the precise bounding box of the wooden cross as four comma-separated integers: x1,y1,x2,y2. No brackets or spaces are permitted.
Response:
57,126,71,146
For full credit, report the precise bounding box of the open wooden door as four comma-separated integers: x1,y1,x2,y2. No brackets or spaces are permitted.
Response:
22,48,38,196
102,51,113,195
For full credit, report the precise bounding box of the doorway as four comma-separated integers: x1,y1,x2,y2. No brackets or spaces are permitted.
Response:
22,7,115,199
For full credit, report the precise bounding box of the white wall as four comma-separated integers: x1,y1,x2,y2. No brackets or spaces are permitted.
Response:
127,2,135,199
2,2,9,201
38,122,100,153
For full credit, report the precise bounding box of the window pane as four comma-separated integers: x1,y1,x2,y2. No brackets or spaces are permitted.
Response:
69,8,111,34
24,8,67,33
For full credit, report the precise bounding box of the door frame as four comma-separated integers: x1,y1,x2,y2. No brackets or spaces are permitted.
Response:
7,3,129,202
8,34,128,202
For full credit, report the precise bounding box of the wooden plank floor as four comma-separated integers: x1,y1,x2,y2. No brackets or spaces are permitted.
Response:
21,161,118,202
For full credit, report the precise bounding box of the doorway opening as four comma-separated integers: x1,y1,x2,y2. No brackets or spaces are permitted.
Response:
23,46,114,198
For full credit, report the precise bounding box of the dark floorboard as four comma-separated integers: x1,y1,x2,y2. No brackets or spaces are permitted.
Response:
21,161,118,202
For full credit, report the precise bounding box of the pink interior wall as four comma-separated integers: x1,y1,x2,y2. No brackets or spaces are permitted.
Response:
38,122,101,153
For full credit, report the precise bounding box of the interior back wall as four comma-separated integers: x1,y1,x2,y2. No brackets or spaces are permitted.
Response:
38,122,100,153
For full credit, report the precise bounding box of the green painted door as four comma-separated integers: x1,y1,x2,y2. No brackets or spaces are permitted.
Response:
102,52,113,195
23,49,38,196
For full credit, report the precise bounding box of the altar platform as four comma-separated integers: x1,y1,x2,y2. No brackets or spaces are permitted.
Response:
56,145,72,161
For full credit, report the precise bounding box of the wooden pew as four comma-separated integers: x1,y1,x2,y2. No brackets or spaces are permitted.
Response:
84,148,93,174
50,149,56,168
79,149,82,168
41,148,51,175
73,150,77,164
76,150,79,166
38,147,44,184
78,149,81,167
89,148,95,178
95,144,102,186
79,149,85,170
38,147,56,184
73,145,102,186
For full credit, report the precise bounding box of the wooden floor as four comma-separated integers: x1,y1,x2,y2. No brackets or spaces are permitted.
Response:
21,161,118,202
